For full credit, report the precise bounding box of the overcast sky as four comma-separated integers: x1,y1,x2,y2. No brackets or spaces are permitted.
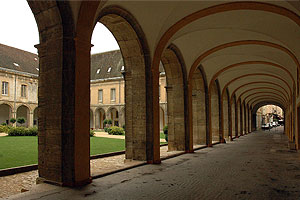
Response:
0,0,119,54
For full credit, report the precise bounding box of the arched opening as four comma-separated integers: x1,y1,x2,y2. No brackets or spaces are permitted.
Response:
90,109,94,129
256,105,284,131
95,108,106,129
160,107,165,131
161,45,187,152
0,104,12,125
89,5,151,164
191,68,207,147
33,107,38,126
108,107,119,127
16,105,29,127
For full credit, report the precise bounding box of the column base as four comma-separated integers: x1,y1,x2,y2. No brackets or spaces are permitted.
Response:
36,177,92,187
148,159,161,164
220,138,226,143
185,149,194,153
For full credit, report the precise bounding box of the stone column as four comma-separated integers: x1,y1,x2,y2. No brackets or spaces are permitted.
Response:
167,84,186,151
36,35,91,186
124,69,149,161
29,111,34,127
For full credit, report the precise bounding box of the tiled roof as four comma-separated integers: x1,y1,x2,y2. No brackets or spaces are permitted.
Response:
0,43,39,75
91,50,124,80
90,50,165,80
0,44,164,80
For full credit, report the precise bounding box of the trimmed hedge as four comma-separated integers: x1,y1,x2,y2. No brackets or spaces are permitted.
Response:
0,125,10,133
108,126,125,135
8,126,38,136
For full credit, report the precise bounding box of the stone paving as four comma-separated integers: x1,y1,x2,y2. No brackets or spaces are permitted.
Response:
4,126,300,200
0,144,182,199
6,126,300,200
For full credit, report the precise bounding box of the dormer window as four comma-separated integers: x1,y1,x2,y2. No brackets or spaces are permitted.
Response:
107,67,111,73
96,69,101,74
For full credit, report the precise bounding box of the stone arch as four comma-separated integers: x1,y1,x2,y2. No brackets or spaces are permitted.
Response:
95,107,106,129
0,103,12,125
16,105,30,127
94,5,153,162
232,82,289,102
191,67,207,147
108,107,119,127
251,101,285,131
152,1,300,77
161,44,187,151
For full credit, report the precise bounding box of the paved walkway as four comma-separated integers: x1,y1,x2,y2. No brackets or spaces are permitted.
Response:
94,131,167,142
5,126,300,200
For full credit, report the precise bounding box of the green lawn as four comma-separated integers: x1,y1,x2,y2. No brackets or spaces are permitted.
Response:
0,136,125,170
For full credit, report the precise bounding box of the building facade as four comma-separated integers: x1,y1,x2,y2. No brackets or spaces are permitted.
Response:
0,45,167,130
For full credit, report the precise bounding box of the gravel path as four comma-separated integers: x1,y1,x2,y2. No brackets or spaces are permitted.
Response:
6,126,300,200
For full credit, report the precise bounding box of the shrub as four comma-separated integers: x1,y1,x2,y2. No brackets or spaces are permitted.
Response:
107,127,112,134
163,125,168,142
10,118,16,124
26,127,38,136
107,119,113,125
0,125,9,133
104,127,108,132
17,117,26,126
122,124,125,129
108,126,124,135
90,130,95,137
163,125,168,134
7,126,38,136
103,119,108,126
8,127,26,136
1,123,7,126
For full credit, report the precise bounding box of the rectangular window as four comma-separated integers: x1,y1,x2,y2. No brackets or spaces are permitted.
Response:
2,82,8,95
98,89,103,103
111,88,116,101
21,84,27,97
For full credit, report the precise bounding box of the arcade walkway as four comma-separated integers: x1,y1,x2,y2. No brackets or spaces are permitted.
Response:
8,126,300,200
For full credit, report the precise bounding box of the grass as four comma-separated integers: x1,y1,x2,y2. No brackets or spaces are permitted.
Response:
0,136,125,170
160,132,165,139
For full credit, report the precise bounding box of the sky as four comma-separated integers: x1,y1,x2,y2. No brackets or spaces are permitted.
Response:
0,0,119,54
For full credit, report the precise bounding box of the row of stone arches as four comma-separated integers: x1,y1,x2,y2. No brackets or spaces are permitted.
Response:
26,1,293,186
0,103,38,127
89,106,167,130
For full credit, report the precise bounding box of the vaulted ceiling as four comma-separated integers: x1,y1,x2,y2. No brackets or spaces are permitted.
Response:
71,1,300,111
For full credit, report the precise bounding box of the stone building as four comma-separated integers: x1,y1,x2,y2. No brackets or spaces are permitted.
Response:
0,45,167,130
1,1,298,187
0,44,38,127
